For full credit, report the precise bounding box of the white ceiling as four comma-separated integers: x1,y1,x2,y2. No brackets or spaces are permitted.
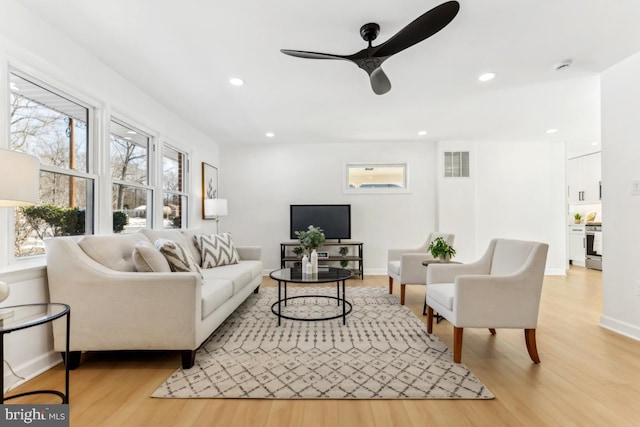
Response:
19,0,640,154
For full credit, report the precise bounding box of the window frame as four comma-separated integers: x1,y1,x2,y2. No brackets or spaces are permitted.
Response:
343,162,410,194
109,117,155,231
161,142,190,229
8,68,98,262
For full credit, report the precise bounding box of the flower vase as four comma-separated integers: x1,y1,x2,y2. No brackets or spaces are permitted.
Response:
310,249,318,273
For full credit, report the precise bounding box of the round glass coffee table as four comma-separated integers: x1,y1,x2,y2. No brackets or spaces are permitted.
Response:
269,267,353,325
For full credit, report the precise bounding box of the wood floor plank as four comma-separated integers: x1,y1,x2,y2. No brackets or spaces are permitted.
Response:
7,267,640,426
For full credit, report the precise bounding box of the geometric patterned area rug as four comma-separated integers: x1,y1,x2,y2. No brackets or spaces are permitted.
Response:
152,287,494,399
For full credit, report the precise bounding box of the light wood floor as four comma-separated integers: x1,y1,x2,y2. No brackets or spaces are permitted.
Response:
8,267,640,426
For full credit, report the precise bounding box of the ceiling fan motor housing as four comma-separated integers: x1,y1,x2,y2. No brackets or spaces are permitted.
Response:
360,23,380,43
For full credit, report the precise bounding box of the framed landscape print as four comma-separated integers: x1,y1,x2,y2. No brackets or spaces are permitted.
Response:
202,162,218,219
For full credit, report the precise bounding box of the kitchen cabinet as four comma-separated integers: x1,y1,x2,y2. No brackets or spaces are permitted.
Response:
568,225,586,267
567,152,601,204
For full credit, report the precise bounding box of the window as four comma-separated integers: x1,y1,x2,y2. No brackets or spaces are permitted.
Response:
444,151,470,178
10,72,94,257
110,120,151,233
345,163,408,193
162,144,189,229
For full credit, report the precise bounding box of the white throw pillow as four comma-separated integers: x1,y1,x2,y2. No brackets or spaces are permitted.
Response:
132,241,172,272
194,233,240,268
154,238,203,276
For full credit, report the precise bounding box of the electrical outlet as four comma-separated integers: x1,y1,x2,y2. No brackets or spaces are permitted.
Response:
632,180,640,196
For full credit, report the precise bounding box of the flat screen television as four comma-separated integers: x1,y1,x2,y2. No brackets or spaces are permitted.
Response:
290,204,351,240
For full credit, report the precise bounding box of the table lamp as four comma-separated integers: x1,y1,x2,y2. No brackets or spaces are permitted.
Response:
204,198,228,234
0,149,40,318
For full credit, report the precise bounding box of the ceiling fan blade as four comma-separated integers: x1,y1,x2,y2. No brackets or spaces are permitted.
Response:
374,1,460,58
280,49,348,60
369,68,391,95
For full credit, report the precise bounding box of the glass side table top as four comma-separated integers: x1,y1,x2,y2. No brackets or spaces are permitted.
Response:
270,267,353,283
0,303,70,333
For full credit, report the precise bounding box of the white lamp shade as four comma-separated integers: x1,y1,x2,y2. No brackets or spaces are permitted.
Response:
0,149,40,206
204,198,228,217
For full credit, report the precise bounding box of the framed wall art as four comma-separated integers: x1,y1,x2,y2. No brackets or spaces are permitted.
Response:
201,162,218,220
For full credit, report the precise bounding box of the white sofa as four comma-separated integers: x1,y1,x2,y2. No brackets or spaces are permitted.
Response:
45,228,262,369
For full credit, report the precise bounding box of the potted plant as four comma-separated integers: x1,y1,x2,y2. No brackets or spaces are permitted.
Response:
574,213,582,224
339,246,349,268
428,237,456,262
294,225,326,254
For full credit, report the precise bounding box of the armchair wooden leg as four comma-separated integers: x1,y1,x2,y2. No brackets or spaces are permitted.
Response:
453,327,464,363
489,328,497,335
388,276,393,294
427,306,434,333
525,328,541,363
400,284,406,305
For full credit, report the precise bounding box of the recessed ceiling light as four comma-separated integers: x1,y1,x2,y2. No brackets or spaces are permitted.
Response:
9,82,19,91
478,72,496,82
127,130,137,135
265,132,275,138
418,130,427,136
546,128,558,134
229,77,244,86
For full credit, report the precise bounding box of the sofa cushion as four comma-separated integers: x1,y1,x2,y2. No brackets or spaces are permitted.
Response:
195,233,240,268
388,260,401,276
428,283,455,310
132,241,171,272
200,279,233,318
202,261,259,294
155,238,203,276
78,234,150,272
138,229,201,267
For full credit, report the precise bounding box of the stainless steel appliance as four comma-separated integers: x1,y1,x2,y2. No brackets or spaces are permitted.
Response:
585,224,602,271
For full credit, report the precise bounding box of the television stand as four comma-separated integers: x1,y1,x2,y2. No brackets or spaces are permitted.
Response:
280,241,364,279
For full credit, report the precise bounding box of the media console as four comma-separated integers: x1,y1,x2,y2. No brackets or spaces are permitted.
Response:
280,241,364,279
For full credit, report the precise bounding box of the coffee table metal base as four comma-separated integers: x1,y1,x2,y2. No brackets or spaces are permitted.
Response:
271,294,353,324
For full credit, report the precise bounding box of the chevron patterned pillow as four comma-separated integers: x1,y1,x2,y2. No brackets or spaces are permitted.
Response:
154,238,203,276
195,233,240,269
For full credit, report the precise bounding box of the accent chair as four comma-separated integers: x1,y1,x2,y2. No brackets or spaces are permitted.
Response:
387,232,455,305
425,238,549,364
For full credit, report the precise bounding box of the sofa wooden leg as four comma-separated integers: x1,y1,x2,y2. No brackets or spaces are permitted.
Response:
400,284,406,305
253,284,260,294
427,306,434,333
181,350,196,369
388,276,393,294
61,351,82,370
525,328,540,364
453,327,464,363
489,328,497,335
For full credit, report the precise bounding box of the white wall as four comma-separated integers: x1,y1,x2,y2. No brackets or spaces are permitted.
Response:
437,141,567,274
0,0,220,389
600,51,640,340
222,140,567,275
220,142,438,274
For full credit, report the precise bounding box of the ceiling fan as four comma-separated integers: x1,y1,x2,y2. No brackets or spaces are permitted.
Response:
281,1,460,95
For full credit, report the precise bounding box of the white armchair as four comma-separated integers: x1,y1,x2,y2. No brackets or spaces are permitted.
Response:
426,238,548,364
387,232,455,305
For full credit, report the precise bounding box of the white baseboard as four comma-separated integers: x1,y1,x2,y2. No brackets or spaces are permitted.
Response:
545,268,566,276
599,315,640,342
3,350,62,395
